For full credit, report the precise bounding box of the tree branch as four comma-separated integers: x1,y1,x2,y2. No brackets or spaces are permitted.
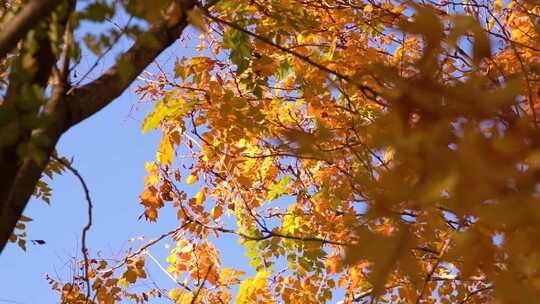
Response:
459,286,493,304
203,10,380,100
0,0,62,60
190,264,212,304
51,155,93,301
63,3,195,129
0,0,198,253
102,220,193,273
70,16,134,88
416,241,449,304
187,215,352,246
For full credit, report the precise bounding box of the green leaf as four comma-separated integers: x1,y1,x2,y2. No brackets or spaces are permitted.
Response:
267,175,291,201
19,215,33,222
83,34,102,55
18,239,27,251
82,3,115,22
222,28,252,74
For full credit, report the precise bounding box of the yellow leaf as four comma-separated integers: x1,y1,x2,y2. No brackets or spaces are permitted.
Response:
168,288,181,300
392,4,406,14
338,276,347,288
487,18,496,31
494,0,503,13
195,190,206,205
179,292,193,304
145,162,158,173
157,135,174,165
118,278,129,288
326,36,338,60
383,147,394,163
186,174,198,185
364,4,373,13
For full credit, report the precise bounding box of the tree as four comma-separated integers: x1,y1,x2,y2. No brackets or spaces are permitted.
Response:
5,0,540,303
0,0,198,251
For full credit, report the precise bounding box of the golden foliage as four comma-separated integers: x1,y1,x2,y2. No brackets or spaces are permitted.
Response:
52,0,540,303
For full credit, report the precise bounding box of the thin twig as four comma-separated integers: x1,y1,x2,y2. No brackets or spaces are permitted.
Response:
51,154,93,302
69,16,134,91
59,0,75,84
187,214,351,246
202,10,380,100
459,286,493,304
101,220,192,273
190,264,213,304
145,250,192,291
351,284,402,302
416,241,449,304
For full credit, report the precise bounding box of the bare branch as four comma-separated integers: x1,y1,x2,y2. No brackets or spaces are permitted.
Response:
190,264,213,304
187,215,352,246
459,286,493,304
102,220,193,273
70,16,134,88
145,250,192,291
51,155,93,301
416,241,449,304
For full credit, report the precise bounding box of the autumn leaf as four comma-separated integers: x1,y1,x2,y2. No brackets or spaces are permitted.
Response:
123,269,137,284
157,135,174,165
34,0,540,303
267,176,291,201
186,174,198,185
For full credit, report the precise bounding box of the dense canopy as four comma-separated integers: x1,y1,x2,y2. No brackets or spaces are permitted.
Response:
3,0,540,303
